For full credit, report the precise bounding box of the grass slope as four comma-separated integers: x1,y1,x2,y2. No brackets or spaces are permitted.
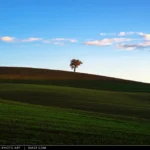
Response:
0,83,150,145
0,83,150,119
0,67,150,145
1,99,150,145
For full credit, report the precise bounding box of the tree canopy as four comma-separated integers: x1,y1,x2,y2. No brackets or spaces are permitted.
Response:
70,59,83,72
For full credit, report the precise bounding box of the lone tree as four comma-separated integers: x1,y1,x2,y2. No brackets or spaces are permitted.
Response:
70,59,83,72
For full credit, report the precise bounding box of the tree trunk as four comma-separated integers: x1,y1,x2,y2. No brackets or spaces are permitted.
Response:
74,67,76,72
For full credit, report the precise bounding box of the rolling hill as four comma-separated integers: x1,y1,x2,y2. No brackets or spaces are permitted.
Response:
0,66,150,92
0,66,130,80
0,66,150,145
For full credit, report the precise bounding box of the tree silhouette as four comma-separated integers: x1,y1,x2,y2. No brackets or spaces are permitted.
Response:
70,59,83,72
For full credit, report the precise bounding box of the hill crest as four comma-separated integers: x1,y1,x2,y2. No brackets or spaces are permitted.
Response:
0,66,147,83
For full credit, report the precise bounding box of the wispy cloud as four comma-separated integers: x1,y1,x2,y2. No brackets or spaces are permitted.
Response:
100,31,145,37
100,31,146,37
142,34,150,40
84,38,133,46
0,35,77,46
22,37,43,42
118,32,134,36
116,32,150,50
118,32,126,36
43,38,77,45
0,36,15,42
52,38,77,43
118,31,144,36
99,31,150,51
100,33,116,36
137,32,144,36
1,32,149,50
100,33,107,36
116,41,150,50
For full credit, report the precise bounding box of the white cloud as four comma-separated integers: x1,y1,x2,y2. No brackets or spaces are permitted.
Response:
52,38,77,43
115,31,147,37
100,33,116,36
0,35,77,45
136,32,144,36
116,44,137,50
100,33,107,36
142,34,150,40
116,32,150,50
43,38,77,45
85,38,133,46
112,38,132,43
100,31,145,37
118,32,126,36
22,37,42,42
116,41,150,50
69,39,77,43
118,31,140,36
85,40,111,46
52,38,66,41
0,36,15,42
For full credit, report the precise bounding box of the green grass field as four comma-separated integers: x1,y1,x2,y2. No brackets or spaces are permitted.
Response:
1,98,150,145
1,79,150,93
0,67,150,145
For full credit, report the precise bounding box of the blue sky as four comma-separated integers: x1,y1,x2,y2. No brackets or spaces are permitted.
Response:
0,0,150,83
